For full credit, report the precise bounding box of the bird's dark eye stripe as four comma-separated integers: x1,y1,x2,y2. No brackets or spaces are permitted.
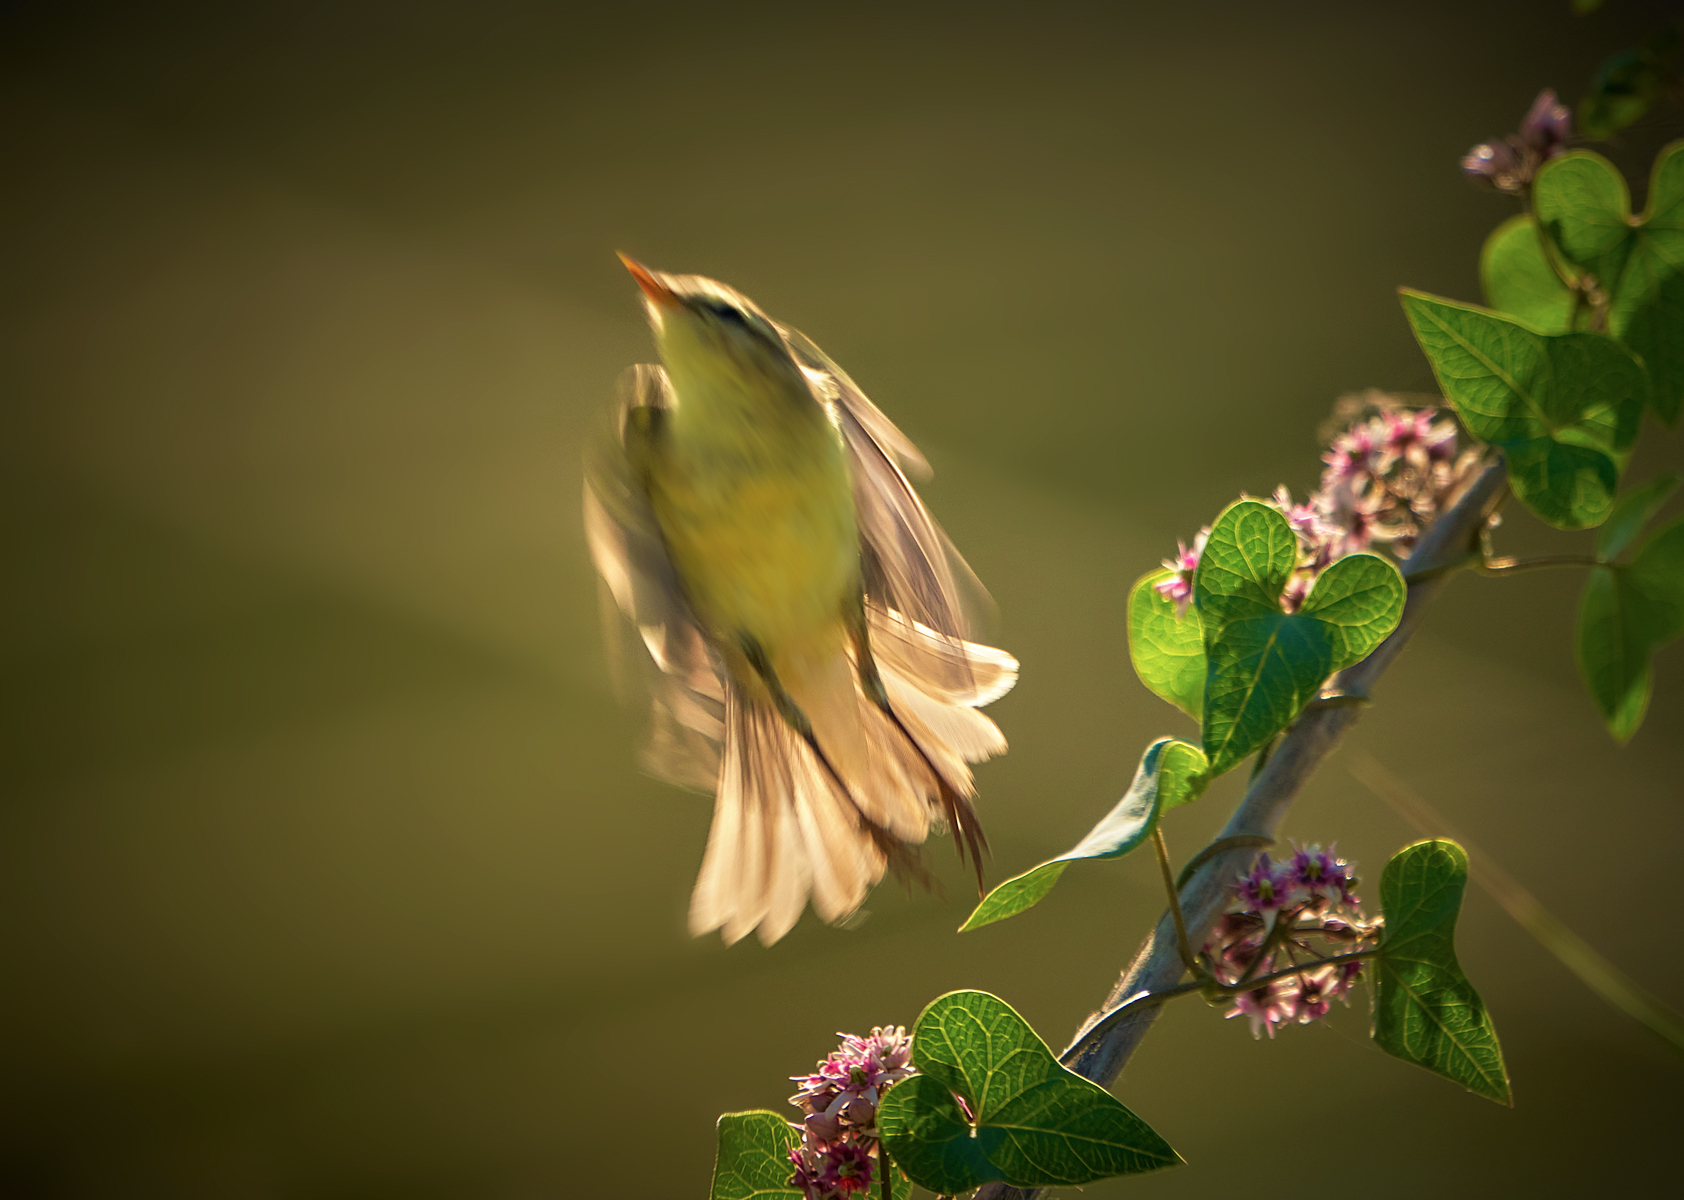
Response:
707,301,749,326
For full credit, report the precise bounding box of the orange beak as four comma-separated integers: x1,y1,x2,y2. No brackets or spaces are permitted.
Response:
618,253,680,308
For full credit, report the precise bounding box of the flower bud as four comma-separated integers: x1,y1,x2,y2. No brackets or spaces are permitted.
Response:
1461,139,1522,189
844,1096,876,1127
804,1111,841,1143
1518,88,1571,157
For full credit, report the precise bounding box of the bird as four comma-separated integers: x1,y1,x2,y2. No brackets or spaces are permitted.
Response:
584,255,1017,946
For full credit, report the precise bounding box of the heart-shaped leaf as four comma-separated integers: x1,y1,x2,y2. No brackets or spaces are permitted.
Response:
1533,151,1634,290
1577,515,1684,742
1128,569,1205,720
1399,290,1647,527
711,1111,800,1200
877,991,1179,1193
1480,214,1575,333
1373,840,1511,1106
960,738,1208,931
1195,501,1405,777
1534,144,1684,424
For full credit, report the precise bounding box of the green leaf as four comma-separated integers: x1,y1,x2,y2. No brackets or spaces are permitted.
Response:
710,1111,800,1200
960,738,1208,931
1480,214,1575,333
1127,569,1205,720
1619,271,1684,427
1500,437,1620,530
1373,840,1511,1105
1155,736,1210,811
1399,289,1646,527
1195,501,1404,776
1597,472,1679,561
878,991,1179,1193
1533,143,1684,425
1533,151,1633,291
1578,33,1678,140
1612,143,1684,427
1578,516,1684,741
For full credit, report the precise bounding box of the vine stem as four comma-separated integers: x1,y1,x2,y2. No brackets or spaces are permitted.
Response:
1473,553,1602,575
974,458,1508,1200
1151,828,1198,975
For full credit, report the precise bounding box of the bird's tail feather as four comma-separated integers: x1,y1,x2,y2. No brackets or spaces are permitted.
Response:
688,608,1016,945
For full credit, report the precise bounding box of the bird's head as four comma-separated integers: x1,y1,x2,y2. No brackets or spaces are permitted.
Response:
618,254,806,398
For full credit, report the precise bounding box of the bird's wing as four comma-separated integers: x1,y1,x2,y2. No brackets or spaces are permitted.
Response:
779,326,991,645
583,363,725,791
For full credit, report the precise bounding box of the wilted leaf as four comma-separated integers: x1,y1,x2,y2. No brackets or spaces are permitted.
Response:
960,738,1208,931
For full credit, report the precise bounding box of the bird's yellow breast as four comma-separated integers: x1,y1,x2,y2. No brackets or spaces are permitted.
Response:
649,370,859,656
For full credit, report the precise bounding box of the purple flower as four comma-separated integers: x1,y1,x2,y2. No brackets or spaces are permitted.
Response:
1287,966,1337,1024
817,1141,874,1194
1377,409,1457,473
1152,571,1192,612
789,1141,875,1200
1462,89,1571,195
1461,140,1523,191
1154,527,1210,617
1280,572,1313,613
1271,486,1327,545
1235,854,1290,916
1320,426,1376,498
1283,843,1357,907
1227,982,1293,1039
789,1027,914,1122
1422,415,1458,462
1461,140,1529,186
1518,88,1571,158
1203,911,1266,978
1331,497,1380,556
1379,410,1428,464
790,1146,820,1193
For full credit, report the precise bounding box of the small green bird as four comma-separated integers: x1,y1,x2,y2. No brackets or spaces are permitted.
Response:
585,256,1016,945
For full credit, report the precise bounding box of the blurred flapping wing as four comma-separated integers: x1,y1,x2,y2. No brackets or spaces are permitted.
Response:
582,364,725,791
780,326,991,647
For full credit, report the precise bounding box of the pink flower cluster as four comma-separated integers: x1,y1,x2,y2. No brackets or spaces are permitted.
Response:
1202,844,1381,1040
786,1027,915,1198
1462,88,1572,195
1152,529,1210,616
1154,396,1480,617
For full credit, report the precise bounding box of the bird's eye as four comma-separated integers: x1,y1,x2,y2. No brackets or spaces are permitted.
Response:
707,301,749,328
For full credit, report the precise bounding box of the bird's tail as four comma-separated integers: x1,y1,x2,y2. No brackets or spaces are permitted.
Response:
688,609,1016,945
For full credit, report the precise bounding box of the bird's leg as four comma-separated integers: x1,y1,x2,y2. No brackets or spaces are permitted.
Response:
844,598,989,894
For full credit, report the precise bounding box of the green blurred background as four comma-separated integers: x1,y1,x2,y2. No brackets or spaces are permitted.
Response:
3,1,1681,1195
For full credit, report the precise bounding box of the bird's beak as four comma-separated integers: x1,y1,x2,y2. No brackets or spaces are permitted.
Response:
618,253,681,309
